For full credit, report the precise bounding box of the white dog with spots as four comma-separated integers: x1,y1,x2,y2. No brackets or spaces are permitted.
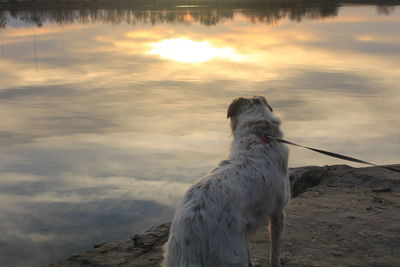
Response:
163,96,289,267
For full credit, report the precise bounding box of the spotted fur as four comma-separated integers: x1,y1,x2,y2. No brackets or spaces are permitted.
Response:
163,96,289,267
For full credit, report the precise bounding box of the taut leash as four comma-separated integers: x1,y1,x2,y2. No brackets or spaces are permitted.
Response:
264,136,400,174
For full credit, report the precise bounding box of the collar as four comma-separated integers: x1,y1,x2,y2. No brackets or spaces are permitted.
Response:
255,133,278,145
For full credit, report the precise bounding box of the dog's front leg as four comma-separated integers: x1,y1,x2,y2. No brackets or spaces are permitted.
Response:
247,245,252,267
270,210,285,267
246,234,252,267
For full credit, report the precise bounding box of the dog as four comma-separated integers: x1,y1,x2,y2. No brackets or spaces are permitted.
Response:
163,96,289,267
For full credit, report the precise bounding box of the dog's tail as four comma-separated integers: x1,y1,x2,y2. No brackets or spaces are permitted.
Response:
162,231,205,267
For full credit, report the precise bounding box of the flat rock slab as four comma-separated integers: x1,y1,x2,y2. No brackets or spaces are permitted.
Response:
46,165,400,267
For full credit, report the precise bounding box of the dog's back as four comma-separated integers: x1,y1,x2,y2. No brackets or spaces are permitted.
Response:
164,188,250,267
164,169,253,267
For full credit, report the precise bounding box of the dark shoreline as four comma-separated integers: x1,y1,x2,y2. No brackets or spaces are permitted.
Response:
1,0,400,9
1,0,398,28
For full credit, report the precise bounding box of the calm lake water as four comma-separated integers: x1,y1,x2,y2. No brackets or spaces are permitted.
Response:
0,2,399,266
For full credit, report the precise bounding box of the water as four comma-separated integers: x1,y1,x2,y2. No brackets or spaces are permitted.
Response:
0,3,399,266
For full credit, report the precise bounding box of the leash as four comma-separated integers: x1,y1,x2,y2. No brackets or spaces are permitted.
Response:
263,135,400,174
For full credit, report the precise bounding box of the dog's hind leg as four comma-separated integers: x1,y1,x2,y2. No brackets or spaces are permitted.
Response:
270,209,285,267
246,240,252,267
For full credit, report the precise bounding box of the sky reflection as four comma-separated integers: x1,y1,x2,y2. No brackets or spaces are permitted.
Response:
148,38,245,63
0,4,399,266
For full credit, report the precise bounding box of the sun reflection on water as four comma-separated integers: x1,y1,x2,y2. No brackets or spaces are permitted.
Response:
148,38,245,63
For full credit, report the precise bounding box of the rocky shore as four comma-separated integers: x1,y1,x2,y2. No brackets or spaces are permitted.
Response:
46,164,400,267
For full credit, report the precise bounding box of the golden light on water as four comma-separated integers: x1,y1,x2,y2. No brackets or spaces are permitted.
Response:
148,38,245,63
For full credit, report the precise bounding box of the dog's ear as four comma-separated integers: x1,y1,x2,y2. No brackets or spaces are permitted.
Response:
227,97,247,119
260,96,273,112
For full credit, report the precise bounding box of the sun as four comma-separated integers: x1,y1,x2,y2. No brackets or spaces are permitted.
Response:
148,38,244,63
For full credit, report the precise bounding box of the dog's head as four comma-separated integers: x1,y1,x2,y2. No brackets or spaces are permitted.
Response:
227,96,277,133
